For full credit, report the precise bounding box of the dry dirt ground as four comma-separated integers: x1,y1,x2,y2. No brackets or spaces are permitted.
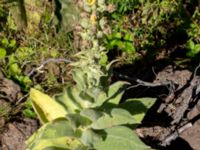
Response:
114,60,200,150
0,71,39,149
136,65,200,150
0,119,38,150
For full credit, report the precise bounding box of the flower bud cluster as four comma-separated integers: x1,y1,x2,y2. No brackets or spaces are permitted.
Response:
72,0,110,90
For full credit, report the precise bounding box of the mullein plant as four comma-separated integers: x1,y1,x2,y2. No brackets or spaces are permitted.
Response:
26,0,155,149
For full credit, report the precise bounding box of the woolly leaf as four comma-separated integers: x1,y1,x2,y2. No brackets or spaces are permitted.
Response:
91,108,135,130
26,118,82,150
120,98,156,123
94,126,151,150
30,89,67,124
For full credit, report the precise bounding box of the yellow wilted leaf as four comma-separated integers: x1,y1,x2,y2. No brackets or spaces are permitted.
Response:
30,88,67,124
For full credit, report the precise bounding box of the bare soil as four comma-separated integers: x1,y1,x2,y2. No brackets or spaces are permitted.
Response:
0,119,38,150
0,71,39,150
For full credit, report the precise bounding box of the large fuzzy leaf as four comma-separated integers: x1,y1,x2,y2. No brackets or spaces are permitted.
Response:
80,109,103,122
105,81,129,104
54,87,82,113
92,81,128,107
30,89,67,124
67,113,92,129
72,68,87,90
93,126,152,150
120,98,156,123
81,129,103,148
91,108,135,130
26,118,82,150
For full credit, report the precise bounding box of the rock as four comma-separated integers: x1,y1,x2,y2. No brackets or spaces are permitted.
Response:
0,119,39,150
0,117,5,128
0,70,4,79
0,78,22,102
180,120,200,150
0,99,11,117
14,118,39,139
0,124,26,150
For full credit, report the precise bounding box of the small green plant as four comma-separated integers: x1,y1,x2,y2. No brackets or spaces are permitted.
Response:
0,37,32,90
7,53,33,91
186,40,200,57
0,47,6,59
108,0,139,14
23,99,36,119
105,31,136,54
0,37,16,58
185,11,200,58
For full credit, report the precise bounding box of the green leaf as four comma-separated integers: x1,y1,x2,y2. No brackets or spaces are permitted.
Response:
186,40,195,50
106,81,129,104
22,76,32,84
30,89,67,124
92,81,128,107
124,33,133,41
23,109,36,118
54,87,86,113
99,52,108,66
91,108,135,130
8,54,17,64
8,39,16,48
67,113,92,129
80,109,103,122
94,126,151,150
116,41,125,49
120,98,156,123
186,40,200,57
124,42,136,53
81,129,103,147
72,68,87,90
109,39,121,48
1,38,9,47
195,44,200,52
9,63,21,75
26,118,81,150
0,48,6,59
7,15,18,31
15,47,33,60
113,32,122,39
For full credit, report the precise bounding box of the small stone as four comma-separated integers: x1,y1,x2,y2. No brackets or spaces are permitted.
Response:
0,117,5,128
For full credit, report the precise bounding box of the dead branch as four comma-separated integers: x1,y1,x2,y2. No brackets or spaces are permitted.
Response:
113,71,176,91
27,58,73,77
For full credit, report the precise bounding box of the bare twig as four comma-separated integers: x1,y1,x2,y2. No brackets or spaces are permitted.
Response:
160,122,193,146
161,113,200,146
16,93,29,105
27,58,73,77
113,71,175,90
192,63,200,81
